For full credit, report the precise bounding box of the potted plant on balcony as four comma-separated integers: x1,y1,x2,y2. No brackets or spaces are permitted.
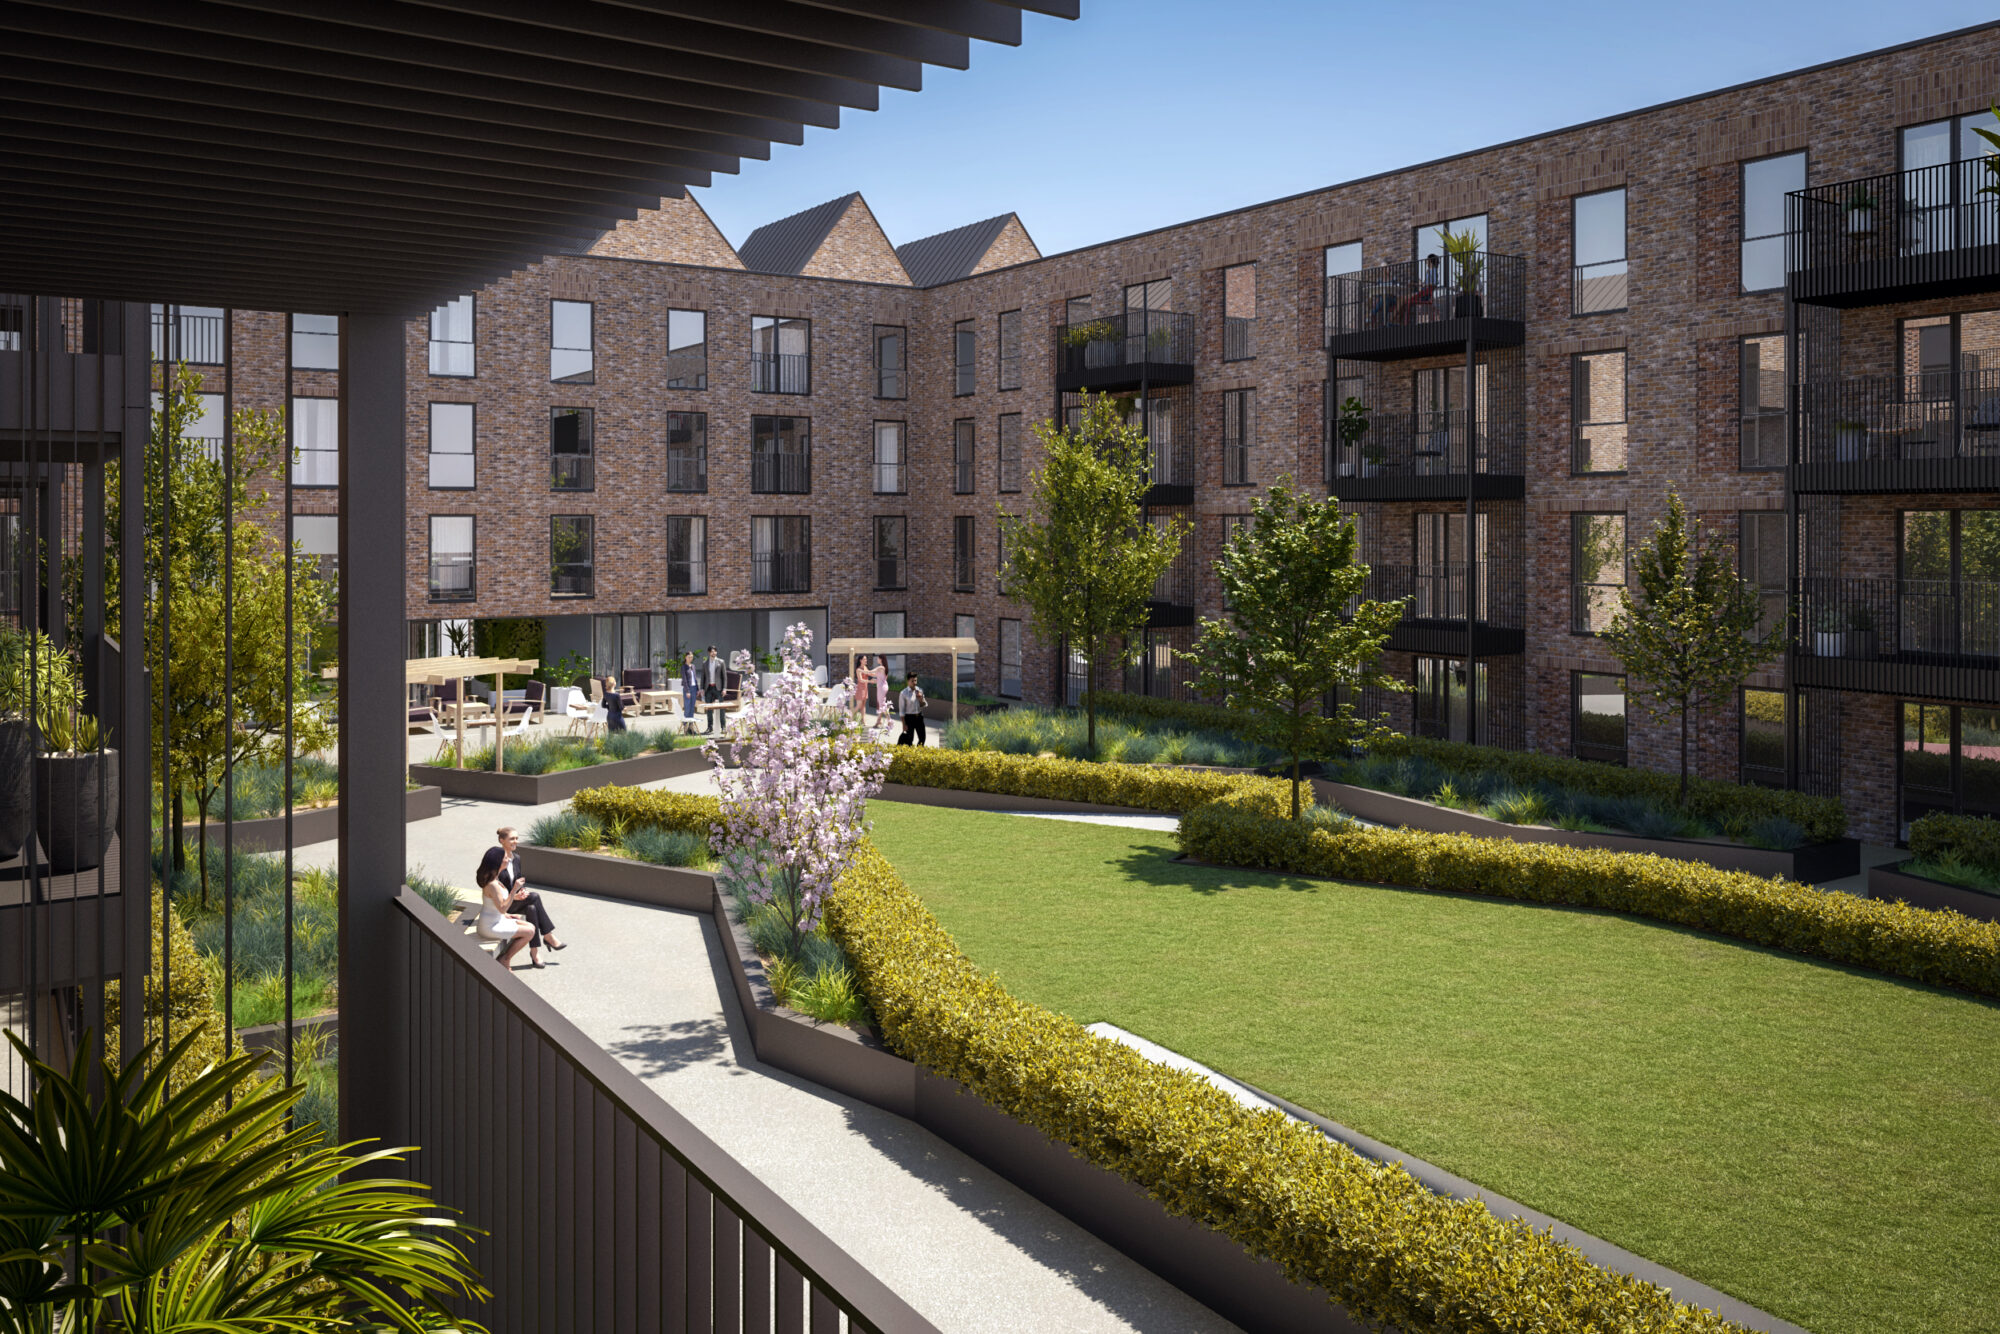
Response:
1335,396,1374,477
1834,417,1867,462
1442,226,1485,317
0,626,78,864
1843,601,1877,660
1812,603,1846,660
1844,185,1879,236
34,699,117,874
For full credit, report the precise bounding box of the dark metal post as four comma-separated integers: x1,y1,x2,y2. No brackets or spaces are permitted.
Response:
338,312,408,1149
118,303,149,1063
1783,289,1800,792
1464,327,1479,744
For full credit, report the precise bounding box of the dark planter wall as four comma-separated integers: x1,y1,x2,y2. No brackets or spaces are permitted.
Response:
179,785,443,855
1868,861,2000,922
410,745,710,805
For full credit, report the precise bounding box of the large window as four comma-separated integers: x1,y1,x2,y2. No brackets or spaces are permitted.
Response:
955,612,976,688
953,516,975,592
997,412,1022,492
1571,512,1626,633
428,295,475,376
751,415,810,494
291,314,339,371
150,304,225,365
1223,262,1256,361
874,516,906,590
1222,388,1255,486
1571,188,1628,315
1741,151,1805,293
1900,508,2000,657
953,319,975,396
752,316,810,394
291,396,338,487
666,412,706,493
665,515,706,595
666,308,706,390
1742,688,1785,788
1739,335,1786,469
1571,351,1627,474
551,299,594,383
550,407,593,491
1414,657,1486,746
1414,213,1487,262
291,514,338,590
427,402,474,489
427,516,474,601
752,515,811,593
1323,241,1362,279
999,618,1023,698
953,419,974,494
1900,701,2000,833
1573,672,1627,764
875,611,907,681
873,421,905,494
1740,510,1787,640
550,515,594,597
997,310,1021,390
1901,112,2000,256
874,324,906,399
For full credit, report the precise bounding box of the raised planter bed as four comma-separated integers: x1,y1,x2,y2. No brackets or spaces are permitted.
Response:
873,782,1155,817
410,746,709,805
1868,860,2000,921
517,842,714,911
1315,778,1860,884
179,785,442,854
236,1009,339,1057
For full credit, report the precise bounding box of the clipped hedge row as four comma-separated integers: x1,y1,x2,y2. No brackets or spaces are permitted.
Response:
884,746,1294,815
1079,689,1243,736
1909,811,2000,876
569,785,720,836
1182,794,2000,999
825,845,1746,1332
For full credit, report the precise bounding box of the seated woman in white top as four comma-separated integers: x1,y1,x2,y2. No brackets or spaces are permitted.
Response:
474,826,563,969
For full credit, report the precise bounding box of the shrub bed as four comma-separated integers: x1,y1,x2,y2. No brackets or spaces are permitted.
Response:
1909,811,2000,880
884,746,1294,814
944,705,1277,767
527,808,711,869
568,785,721,834
1181,794,2000,999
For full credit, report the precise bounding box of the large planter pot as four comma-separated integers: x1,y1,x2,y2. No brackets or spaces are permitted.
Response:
36,748,118,874
1846,209,1878,236
1813,631,1845,658
1844,629,1878,660
1453,291,1484,318
0,720,34,862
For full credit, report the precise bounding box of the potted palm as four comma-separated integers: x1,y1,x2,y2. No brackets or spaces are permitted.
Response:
35,695,117,874
1442,225,1486,317
1336,395,1373,477
1844,601,1877,659
1844,186,1878,236
0,627,82,864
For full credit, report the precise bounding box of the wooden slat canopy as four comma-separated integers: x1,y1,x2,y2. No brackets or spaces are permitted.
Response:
827,636,979,723
321,654,539,685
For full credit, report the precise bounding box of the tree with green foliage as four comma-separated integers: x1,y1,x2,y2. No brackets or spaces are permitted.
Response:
1183,477,1406,819
1601,490,1783,805
997,391,1187,756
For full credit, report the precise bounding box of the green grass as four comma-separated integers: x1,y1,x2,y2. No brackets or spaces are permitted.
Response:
864,801,2000,1334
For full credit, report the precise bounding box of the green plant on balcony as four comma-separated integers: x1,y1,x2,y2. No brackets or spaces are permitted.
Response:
1440,224,1484,305
1062,319,1118,349
1973,105,2000,199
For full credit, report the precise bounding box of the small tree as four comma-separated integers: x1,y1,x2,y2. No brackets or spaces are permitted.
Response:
997,391,1186,755
1184,477,1405,819
1601,490,1782,805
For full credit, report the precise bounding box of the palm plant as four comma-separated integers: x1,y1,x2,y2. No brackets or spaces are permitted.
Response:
0,1028,488,1333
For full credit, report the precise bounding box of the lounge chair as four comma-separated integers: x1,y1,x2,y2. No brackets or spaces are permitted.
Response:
500,679,545,726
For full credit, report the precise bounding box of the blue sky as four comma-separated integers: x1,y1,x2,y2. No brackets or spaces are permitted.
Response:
691,2,1997,259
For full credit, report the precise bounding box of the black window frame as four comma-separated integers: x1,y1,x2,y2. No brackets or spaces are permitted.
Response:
952,419,975,495
751,414,811,495
1741,687,1786,788
549,406,594,492
550,513,595,598
1570,186,1629,317
1570,349,1628,475
290,312,340,372
664,514,707,596
874,514,907,590
1571,511,1626,634
752,314,811,395
1740,149,1807,295
426,400,476,491
550,298,595,385
1572,671,1628,765
998,617,1023,698
997,412,1023,493
428,294,476,378
953,515,975,592
997,310,1021,391
953,318,976,396
1738,334,1787,470
665,411,707,494
751,514,812,594
1222,262,1257,362
290,394,339,489
665,307,708,390
1222,387,1255,486
427,514,476,603
872,420,906,495
1739,510,1787,641
873,323,907,399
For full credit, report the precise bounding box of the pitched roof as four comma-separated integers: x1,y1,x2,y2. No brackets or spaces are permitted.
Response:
894,213,1020,288
737,193,861,276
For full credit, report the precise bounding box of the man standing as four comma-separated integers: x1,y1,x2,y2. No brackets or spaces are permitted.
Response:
703,645,727,732
895,674,927,747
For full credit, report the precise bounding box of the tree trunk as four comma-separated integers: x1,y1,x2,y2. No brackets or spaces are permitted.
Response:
1291,754,1302,820
171,789,186,874
1084,647,1097,758
1679,699,1690,808
197,806,210,908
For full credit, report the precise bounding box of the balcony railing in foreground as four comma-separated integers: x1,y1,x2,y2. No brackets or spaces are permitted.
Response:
1795,369,2000,487
752,550,811,594
1325,252,1528,351
1794,576,2000,699
1328,412,1524,496
1054,310,1196,386
1788,161,2000,302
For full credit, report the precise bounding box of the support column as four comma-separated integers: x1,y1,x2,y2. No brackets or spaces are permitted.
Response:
337,313,407,1150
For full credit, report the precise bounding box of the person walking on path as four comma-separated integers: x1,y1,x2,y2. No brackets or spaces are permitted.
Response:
474,826,565,968
895,674,928,747
702,645,728,733
599,674,628,732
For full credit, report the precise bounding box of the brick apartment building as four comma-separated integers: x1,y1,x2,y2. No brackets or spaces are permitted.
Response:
167,21,2000,844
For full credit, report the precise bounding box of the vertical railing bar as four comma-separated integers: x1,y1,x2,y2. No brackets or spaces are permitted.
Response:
594,1084,615,1330
809,1287,839,1334
222,307,234,1096
281,308,294,1090
712,1198,742,1334
157,304,172,1064
742,1227,771,1334
663,1146,690,1334
686,1171,712,1332
634,1118,662,1333
774,1254,804,1334
615,1111,638,1334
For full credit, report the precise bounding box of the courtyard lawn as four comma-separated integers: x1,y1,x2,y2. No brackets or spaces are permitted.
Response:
864,801,2000,1334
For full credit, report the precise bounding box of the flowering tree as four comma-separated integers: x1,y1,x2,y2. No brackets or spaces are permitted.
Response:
704,625,889,959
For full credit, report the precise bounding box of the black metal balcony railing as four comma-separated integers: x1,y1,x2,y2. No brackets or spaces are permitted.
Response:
1223,315,1254,362
428,555,474,601
876,557,904,590
666,452,706,493
1795,369,2000,489
664,345,707,390
1352,561,1524,655
1145,430,1194,494
1328,411,1526,495
551,565,594,597
1789,161,2000,304
752,550,810,594
1325,252,1528,357
751,351,810,394
1365,562,1493,623
150,309,225,364
1797,577,2000,659
1054,310,1197,390
666,559,706,596
550,453,593,490
751,448,810,494
1571,259,1629,315
953,452,973,494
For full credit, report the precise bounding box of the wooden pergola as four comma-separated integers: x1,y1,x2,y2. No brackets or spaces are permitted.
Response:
325,655,539,770
826,637,978,723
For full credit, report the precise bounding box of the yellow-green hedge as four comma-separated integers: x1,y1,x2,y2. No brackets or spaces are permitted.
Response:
1182,794,2000,998
570,785,721,835
1908,811,2000,876
885,746,1294,815
824,845,1746,1332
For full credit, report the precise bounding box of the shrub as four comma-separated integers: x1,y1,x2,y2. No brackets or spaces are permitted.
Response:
885,746,1294,815
1909,811,2000,877
569,785,721,837
528,810,595,849
824,846,1747,1332
945,706,1276,768
620,826,709,869
1746,816,1807,851
602,729,650,760
1080,689,1241,735
1485,787,1550,826
1179,793,2000,1000
406,869,463,916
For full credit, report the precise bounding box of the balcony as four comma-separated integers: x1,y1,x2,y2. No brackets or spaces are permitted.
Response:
1223,315,1254,362
1793,369,2000,492
1146,508,1196,629
1788,162,2000,307
1793,576,2000,701
551,565,593,597
752,550,810,594
751,448,810,494
1054,310,1196,392
1364,562,1524,656
751,351,809,394
550,453,593,491
149,307,224,365
1327,410,1525,501
428,555,474,601
1325,252,1526,361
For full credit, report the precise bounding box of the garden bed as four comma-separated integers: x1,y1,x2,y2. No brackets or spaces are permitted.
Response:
178,784,441,853
411,745,709,804
873,782,1154,817
1317,779,1859,883
1869,860,2000,922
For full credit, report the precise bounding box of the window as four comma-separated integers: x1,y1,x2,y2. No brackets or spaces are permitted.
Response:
1901,112,2000,256
1571,351,1627,473
1323,241,1362,279
1741,151,1805,293
550,515,594,596
1740,511,1787,640
290,396,338,487
874,516,906,589
955,613,976,688
665,515,706,595
873,324,906,399
427,402,474,489
666,412,706,493
1898,508,2000,657
752,516,810,593
291,514,338,589
953,516,975,592
1414,658,1487,745
427,516,474,601
1414,214,1487,263
428,295,475,376
752,316,810,394
953,319,975,396
873,421,905,494
1571,512,1625,633
1573,672,1627,764
1223,263,1256,361
1222,388,1255,485
953,419,974,494
653,308,705,391
1739,335,1787,468
551,299,594,383
751,415,810,494
1572,188,1628,315
997,310,1021,390
149,304,224,365
291,314,339,371
997,413,1023,492
999,618,1023,698
1742,688,1785,788
1417,511,1487,620
543,407,592,491
875,611,907,681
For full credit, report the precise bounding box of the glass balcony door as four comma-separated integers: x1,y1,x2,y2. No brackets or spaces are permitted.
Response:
1899,509,2000,658
1900,701,2000,838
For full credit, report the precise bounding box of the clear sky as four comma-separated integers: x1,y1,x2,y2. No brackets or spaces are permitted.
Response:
690,2,1997,260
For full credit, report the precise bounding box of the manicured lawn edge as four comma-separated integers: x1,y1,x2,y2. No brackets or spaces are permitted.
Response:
883,747,1296,815
411,746,709,804
1869,860,2000,923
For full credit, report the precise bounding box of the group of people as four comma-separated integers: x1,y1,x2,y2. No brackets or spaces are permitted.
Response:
848,654,930,747
474,826,565,969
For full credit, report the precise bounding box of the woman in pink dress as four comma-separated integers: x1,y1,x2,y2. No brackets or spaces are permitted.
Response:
872,655,893,719
850,658,870,717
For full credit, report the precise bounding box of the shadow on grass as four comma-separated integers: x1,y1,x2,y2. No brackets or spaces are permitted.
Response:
1105,842,1325,896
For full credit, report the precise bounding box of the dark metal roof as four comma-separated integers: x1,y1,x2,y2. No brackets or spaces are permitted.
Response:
0,1,1078,314
894,212,1021,288
737,192,862,276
